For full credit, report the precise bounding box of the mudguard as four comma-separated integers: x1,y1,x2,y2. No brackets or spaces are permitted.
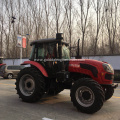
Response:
21,61,48,77
0,64,6,67
0,63,6,66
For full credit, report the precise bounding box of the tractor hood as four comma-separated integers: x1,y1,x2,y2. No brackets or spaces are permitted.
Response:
68,59,104,79
69,59,104,67
68,59,114,85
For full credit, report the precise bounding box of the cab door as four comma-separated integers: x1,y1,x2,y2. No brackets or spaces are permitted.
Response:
44,42,57,77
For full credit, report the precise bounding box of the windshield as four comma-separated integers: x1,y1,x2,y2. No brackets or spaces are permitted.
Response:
62,44,70,59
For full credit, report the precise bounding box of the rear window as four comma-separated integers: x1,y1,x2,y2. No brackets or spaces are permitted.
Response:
7,66,19,70
7,66,13,70
13,66,20,70
7,65,25,70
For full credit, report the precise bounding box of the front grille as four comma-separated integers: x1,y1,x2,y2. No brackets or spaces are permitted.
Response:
105,74,114,80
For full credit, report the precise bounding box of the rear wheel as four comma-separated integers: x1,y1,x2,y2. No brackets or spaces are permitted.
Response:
15,67,45,102
71,78,105,114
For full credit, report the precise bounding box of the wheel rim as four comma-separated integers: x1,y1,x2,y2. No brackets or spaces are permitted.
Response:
75,86,95,107
8,74,13,79
19,74,35,96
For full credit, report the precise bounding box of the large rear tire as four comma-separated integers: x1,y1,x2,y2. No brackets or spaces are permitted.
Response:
71,78,105,114
15,67,45,102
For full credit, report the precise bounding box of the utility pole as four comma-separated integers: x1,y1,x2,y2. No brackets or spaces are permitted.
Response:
20,43,22,64
11,16,23,64
77,39,80,57
26,34,29,58
69,0,72,57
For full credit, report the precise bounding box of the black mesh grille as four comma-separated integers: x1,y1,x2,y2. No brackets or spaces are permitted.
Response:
105,74,114,80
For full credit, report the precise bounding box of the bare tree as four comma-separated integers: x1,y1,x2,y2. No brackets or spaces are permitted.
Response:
78,0,91,55
64,0,72,55
92,0,104,55
105,0,119,54
0,0,4,57
52,0,62,33
1,0,120,59
42,0,50,38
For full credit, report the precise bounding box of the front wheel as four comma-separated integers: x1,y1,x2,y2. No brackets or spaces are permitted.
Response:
103,85,114,101
15,67,45,102
71,78,105,114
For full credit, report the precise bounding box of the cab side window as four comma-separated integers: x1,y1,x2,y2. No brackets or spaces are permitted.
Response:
46,43,56,59
37,44,47,59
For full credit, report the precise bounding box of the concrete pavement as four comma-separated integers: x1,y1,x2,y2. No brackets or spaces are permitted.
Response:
0,78,120,120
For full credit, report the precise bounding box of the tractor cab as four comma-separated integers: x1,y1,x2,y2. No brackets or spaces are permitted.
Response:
30,38,70,60
17,33,118,114
29,34,70,77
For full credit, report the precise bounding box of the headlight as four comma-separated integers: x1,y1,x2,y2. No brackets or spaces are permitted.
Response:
102,63,114,73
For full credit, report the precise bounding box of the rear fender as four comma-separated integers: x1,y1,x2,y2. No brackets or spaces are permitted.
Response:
21,61,48,77
0,63,6,67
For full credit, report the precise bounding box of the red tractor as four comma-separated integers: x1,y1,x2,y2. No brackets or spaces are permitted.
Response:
15,33,118,114
0,57,6,68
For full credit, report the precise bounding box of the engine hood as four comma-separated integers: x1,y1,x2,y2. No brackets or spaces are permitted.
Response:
68,59,113,85
68,59,104,79
69,59,104,66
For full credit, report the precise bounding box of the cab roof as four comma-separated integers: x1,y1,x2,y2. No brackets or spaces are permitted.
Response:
30,38,69,46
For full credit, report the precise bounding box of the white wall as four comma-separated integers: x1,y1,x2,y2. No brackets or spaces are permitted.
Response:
83,56,120,70
3,56,120,70
3,59,29,66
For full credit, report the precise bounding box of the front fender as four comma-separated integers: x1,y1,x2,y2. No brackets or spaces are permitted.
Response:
21,61,48,77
